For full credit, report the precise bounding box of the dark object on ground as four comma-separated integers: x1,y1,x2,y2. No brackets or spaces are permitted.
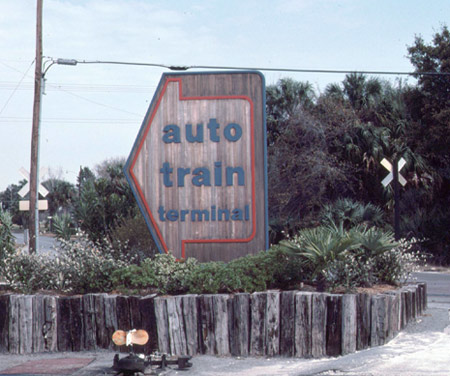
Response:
113,352,193,375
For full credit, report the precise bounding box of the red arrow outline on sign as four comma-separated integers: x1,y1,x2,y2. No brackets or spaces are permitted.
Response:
129,77,257,259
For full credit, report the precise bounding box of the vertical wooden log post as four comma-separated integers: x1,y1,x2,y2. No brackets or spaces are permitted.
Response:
128,296,146,353
57,296,84,351
166,296,187,355
198,295,214,355
341,294,357,355
43,296,58,352
104,295,118,350
93,294,108,349
181,295,198,355
411,287,417,319
213,295,231,356
0,295,10,352
400,290,407,329
82,294,97,350
18,295,33,354
311,293,327,358
139,294,158,354
356,293,371,350
250,292,267,356
56,297,70,352
116,296,132,353
8,295,20,354
70,297,84,351
32,295,45,353
371,295,389,347
326,294,342,357
383,291,401,336
230,293,250,357
419,282,427,311
280,291,296,356
154,297,170,354
294,292,312,358
265,291,280,357
404,289,412,325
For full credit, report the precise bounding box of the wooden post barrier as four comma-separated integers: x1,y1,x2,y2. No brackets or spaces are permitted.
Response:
0,295,10,352
371,294,389,347
139,294,158,354
341,294,357,355
311,293,327,358
326,294,342,356
265,291,280,356
229,293,250,356
294,292,312,358
166,296,187,355
0,284,426,356
250,292,267,356
280,291,296,356
356,293,371,350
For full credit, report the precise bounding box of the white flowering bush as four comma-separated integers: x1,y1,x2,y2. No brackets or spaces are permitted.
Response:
1,232,130,293
325,252,375,290
0,209,15,268
374,237,427,285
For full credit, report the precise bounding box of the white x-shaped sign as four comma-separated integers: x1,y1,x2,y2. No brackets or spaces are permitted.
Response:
18,167,49,198
381,158,407,187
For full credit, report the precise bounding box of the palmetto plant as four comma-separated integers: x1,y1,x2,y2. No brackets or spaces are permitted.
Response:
280,225,360,289
352,226,398,258
320,198,385,229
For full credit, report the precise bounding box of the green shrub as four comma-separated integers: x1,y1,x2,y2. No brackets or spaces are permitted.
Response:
112,254,198,295
185,248,305,294
109,215,157,261
184,261,226,294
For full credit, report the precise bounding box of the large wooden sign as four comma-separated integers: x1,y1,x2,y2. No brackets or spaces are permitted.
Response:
125,72,268,261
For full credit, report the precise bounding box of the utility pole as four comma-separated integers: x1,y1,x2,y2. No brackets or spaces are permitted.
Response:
29,0,43,254
393,158,400,241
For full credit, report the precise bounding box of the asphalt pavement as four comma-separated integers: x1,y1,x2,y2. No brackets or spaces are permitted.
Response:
13,230,58,256
0,272,448,376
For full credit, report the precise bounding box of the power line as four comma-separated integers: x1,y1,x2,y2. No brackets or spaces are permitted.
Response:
72,58,450,77
0,116,138,125
0,81,157,93
0,60,35,115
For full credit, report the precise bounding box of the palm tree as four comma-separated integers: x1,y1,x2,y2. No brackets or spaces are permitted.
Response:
342,73,382,112
266,78,315,144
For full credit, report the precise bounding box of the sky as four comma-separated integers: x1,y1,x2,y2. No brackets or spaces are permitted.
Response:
0,0,448,192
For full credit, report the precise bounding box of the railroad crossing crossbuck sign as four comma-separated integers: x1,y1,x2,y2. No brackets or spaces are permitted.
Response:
18,167,49,211
381,158,407,187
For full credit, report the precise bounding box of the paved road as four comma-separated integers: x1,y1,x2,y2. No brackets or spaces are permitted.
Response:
13,230,58,255
0,273,448,375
